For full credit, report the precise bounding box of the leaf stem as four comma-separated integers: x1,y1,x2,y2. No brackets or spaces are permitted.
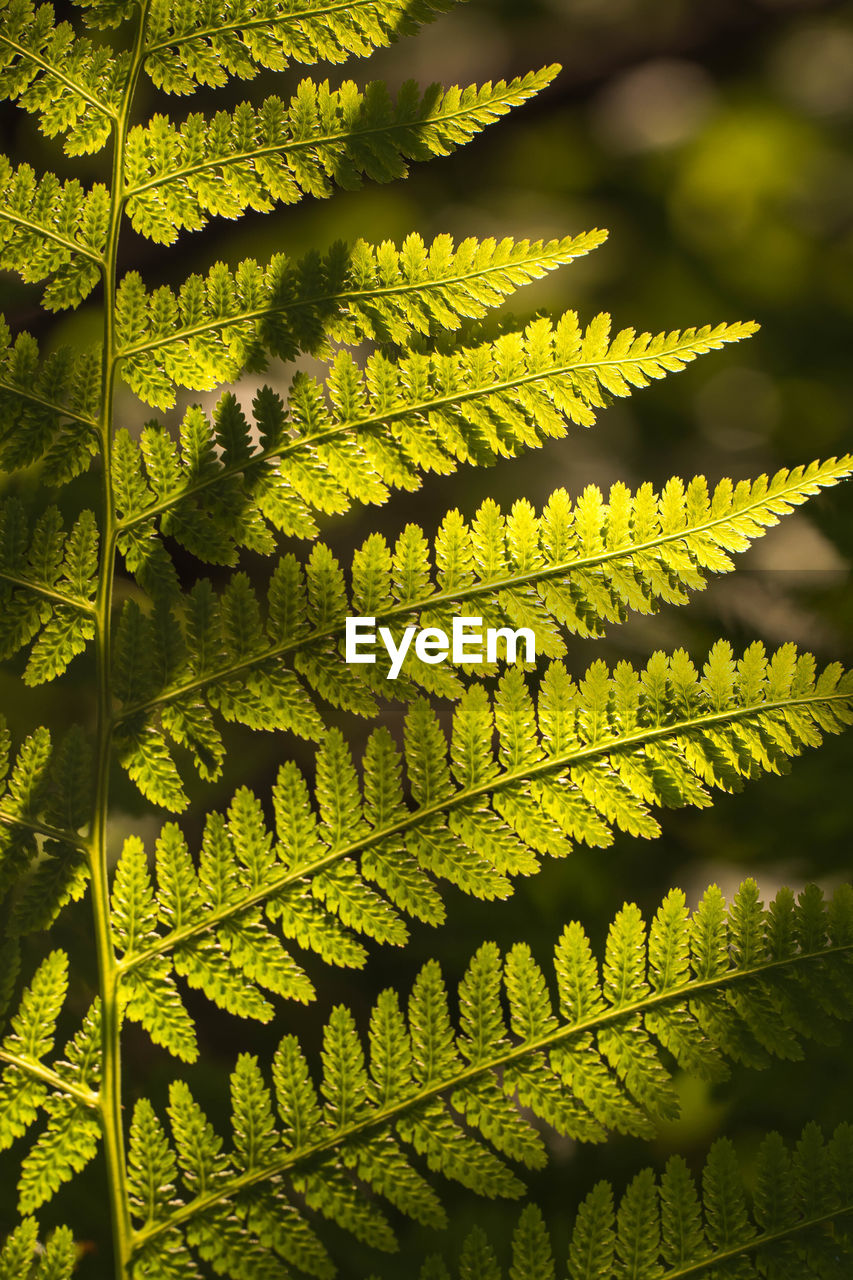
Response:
0,808,89,852
0,209,104,265
0,33,118,119
0,1047,100,1108
0,570,96,613
0,377,99,429
88,5,150,1277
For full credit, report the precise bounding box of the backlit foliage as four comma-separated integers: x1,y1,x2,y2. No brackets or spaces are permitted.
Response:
0,0,850,1276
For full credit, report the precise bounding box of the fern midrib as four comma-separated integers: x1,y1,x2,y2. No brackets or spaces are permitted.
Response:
661,1204,853,1280
142,0,446,58
122,72,551,201
0,570,96,612
129,936,853,1248
115,245,591,362
0,807,88,851
0,33,117,119
113,462,848,721
113,332,731,537
87,6,150,1276
0,208,104,265
0,376,98,428
117,687,851,972
0,1046,99,1108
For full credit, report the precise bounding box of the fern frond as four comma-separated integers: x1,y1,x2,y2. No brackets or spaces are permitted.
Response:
0,159,107,308
0,320,101,480
114,230,638,409
0,937,21,1031
15,999,102,1213
0,0,123,154
111,570,852,814
114,313,753,563
0,1218,78,1279
0,953,100,1198
0,498,98,685
6,725,93,936
127,880,853,1270
0,720,93,939
113,460,852,741
111,814,320,1061
418,1125,853,1280
111,645,853,1040
125,69,559,243
142,0,461,95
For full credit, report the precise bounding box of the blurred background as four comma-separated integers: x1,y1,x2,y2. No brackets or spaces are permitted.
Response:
2,0,853,1272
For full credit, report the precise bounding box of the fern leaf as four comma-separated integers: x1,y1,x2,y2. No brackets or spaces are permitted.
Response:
0,499,98,690
121,608,850,818
142,0,463,95
127,1098,181,1230
113,458,851,741
0,158,107,307
126,881,853,1270
0,950,100,1195
112,820,316,1059
1,949,67,1067
111,644,853,1040
0,0,849,1271
126,69,562,244
11,848,91,938
417,1125,853,1280
0,1218,78,1279
0,723,91,920
114,228,624,408
112,319,757,575
0,0,122,154
509,1205,555,1280
0,320,100,479
16,1000,103,1213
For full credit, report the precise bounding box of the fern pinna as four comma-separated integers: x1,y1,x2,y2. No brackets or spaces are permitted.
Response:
0,1,851,1277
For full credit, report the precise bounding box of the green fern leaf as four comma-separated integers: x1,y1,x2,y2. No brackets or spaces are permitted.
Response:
1,0,851,1270
125,70,561,244
0,951,68,1144
0,951,99,1187
126,881,853,1270
419,1124,853,1280
0,723,90,919
16,1001,102,1213
0,320,100,479
142,0,462,95
0,499,98,686
0,0,121,154
108,331,776,580
108,645,853,1049
106,454,849,789
111,820,316,1058
127,1098,180,1227
0,1218,78,1280
567,1183,615,1280
0,159,108,307
114,227,615,409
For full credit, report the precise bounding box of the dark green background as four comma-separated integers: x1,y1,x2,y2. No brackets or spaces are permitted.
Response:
2,0,852,1273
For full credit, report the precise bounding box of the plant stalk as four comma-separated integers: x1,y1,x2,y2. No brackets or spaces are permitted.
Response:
87,5,151,1276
